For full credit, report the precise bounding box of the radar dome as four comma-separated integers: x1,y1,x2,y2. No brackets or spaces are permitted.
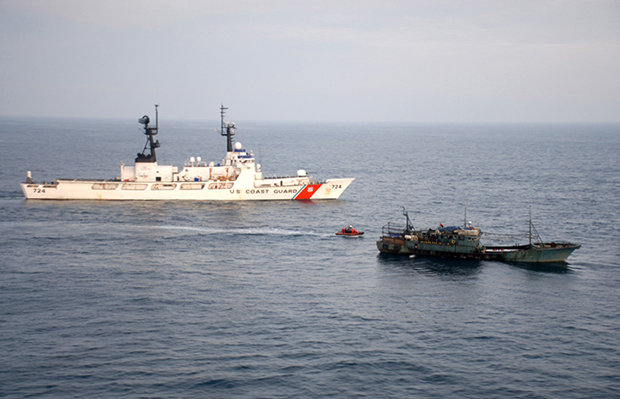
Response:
235,142,242,150
297,169,307,177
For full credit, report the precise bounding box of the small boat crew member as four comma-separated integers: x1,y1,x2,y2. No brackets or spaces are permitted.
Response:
342,225,359,235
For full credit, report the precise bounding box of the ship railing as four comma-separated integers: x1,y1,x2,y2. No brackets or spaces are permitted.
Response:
57,178,113,182
533,241,579,248
381,222,411,237
264,174,316,180
453,229,481,237
482,232,530,245
263,176,324,185
481,234,578,248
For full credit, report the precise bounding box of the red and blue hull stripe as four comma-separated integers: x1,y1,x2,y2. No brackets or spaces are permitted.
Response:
292,184,322,200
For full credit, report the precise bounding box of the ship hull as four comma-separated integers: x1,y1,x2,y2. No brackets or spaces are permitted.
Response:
484,244,581,263
21,178,354,201
377,238,580,263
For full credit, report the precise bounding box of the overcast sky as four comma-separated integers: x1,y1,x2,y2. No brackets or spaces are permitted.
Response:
1,0,619,123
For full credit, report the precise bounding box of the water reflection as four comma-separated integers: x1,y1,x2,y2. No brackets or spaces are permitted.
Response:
377,253,482,278
377,251,575,277
507,261,573,274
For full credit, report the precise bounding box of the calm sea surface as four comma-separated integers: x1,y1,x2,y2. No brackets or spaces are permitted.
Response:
1,117,619,398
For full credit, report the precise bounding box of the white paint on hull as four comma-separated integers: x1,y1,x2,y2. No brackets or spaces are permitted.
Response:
21,178,354,201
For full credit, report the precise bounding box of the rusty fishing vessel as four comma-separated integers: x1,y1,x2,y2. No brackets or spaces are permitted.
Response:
377,208,580,263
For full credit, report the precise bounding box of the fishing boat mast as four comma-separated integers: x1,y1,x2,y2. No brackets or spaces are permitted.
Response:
528,206,543,246
464,203,467,228
529,206,532,246
402,207,414,233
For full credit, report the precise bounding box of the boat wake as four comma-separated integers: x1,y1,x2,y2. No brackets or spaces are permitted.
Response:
156,224,330,237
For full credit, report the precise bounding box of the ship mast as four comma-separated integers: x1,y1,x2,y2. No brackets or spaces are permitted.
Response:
219,104,236,152
528,206,543,246
464,203,467,228
529,206,532,246
401,207,414,233
136,104,160,163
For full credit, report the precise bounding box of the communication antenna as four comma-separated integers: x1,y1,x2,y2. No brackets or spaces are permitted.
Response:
136,104,160,163
464,203,467,228
219,104,236,152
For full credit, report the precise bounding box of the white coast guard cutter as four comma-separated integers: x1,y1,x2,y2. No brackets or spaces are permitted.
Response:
21,105,354,201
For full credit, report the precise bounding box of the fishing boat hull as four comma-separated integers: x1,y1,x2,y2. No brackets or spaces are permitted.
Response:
484,243,581,263
377,238,581,263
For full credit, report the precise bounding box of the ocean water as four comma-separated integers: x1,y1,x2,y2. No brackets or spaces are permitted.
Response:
0,117,619,398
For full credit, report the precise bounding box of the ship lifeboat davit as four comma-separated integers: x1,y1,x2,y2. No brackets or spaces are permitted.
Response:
336,226,364,237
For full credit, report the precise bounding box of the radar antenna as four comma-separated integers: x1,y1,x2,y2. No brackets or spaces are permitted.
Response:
219,104,236,152
136,104,160,163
